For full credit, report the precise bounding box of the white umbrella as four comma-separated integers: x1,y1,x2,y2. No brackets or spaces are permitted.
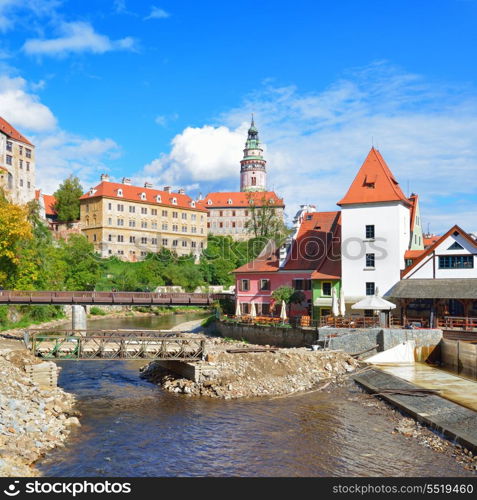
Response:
250,302,257,318
235,299,241,317
280,300,287,321
331,288,339,317
339,289,346,316
351,294,396,311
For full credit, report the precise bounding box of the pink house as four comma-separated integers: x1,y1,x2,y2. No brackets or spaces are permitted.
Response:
233,210,341,317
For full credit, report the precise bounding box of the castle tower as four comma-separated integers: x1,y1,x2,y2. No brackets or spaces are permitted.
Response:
240,116,267,192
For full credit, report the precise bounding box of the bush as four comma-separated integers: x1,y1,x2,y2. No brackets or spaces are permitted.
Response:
89,306,107,316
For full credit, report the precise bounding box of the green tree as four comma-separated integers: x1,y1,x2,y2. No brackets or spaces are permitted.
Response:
271,286,305,316
244,194,289,242
53,175,84,222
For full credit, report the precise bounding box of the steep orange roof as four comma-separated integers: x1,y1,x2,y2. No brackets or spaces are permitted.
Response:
197,191,284,209
338,148,410,206
0,116,34,146
43,194,57,216
404,249,425,260
424,235,440,248
80,181,207,212
233,211,341,276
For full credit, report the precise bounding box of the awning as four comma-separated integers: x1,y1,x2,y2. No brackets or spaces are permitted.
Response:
385,279,477,300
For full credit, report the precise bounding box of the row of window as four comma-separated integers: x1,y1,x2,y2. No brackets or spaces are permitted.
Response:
91,233,204,249
439,255,474,269
5,155,32,170
212,210,250,217
104,203,201,221
208,221,244,229
6,142,32,157
238,278,313,292
113,189,196,208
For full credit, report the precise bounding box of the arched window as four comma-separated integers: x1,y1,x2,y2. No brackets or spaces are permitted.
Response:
117,189,123,197
207,199,212,205
141,192,146,200
172,197,177,205
190,201,195,207
156,195,161,203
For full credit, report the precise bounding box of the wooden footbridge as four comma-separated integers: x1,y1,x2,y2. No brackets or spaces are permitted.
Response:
0,290,232,306
25,329,207,361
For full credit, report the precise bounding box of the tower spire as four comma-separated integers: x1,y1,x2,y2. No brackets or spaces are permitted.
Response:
240,117,267,192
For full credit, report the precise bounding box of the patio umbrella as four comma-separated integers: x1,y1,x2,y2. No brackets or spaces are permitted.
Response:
331,288,339,317
339,289,346,316
280,300,288,321
235,299,241,317
250,302,257,318
351,293,396,311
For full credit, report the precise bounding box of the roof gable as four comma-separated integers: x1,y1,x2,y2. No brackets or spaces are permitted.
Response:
402,225,477,278
0,116,34,146
338,148,410,206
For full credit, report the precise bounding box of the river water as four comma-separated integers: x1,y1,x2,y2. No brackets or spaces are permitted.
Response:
39,313,472,477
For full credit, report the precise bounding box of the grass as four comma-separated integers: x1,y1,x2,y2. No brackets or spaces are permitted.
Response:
0,305,65,332
89,306,107,316
201,315,216,328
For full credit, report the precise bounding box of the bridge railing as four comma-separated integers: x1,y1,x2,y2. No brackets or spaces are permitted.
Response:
0,290,233,305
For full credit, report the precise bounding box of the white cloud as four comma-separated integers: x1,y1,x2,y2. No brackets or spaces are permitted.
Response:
138,62,477,234
154,112,178,127
23,21,137,57
0,0,61,32
0,71,120,194
145,6,170,20
0,75,56,131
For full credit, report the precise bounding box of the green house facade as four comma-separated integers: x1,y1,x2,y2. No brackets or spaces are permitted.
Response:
312,279,341,321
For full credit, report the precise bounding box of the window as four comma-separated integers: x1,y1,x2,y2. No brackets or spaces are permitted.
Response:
191,241,197,248
162,210,168,217
151,209,157,216
141,237,147,244
260,279,270,291
152,222,157,229
162,223,168,230
27,181,30,189
19,179,23,187
172,197,177,205
108,203,112,210
172,224,178,232
219,222,223,228
162,239,168,246
182,213,187,220
240,279,250,292
322,282,332,296
129,206,135,213
6,141,12,152
172,211,178,218
261,303,271,315
244,210,249,217
93,234,97,242
292,279,311,291
117,250,124,255
366,253,375,268
191,226,197,233
182,241,187,247
25,148,32,158
19,146,23,155
141,207,147,214
117,235,124,242
365,225,375,239
141,221,147,228
448,241,464,250
117,204,124,212
227,199,232,205
117,219,124,226
439,256,474,269
219,211,223,217
108,234,112,242
108,217,112,225
19,160,23,169
232,211,236,217
191,214,196,221
182,225,187,232
140,193,146,200
26,162,30,171
117,189,123,197
172,240,178,247
152,238,157,245
366,282,375,296
129,220,136,227
156,195,162,203
6,155,12,165
242,303,250,315
251,177,256,186
232,222,236,228
129,236,135,243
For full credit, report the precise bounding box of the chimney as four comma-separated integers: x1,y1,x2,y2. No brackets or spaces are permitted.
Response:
122,177,131,185
144,182,153,189
100,173,110,182
197,192,203,201
178,188,185,195
163,186,171,193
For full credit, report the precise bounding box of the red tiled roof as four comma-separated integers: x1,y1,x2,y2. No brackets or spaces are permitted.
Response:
404,249,425,260
197,191,284,209
80,181,207,212
338,148,410,206
424,236,440,248
402,225,477,278
233,211,341,277
43,194,57,216
0,116,34,146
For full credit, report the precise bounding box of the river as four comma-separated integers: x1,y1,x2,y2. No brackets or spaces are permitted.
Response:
38,313,472,477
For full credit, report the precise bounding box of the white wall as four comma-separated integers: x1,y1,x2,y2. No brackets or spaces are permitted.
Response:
341,201,410,300
405,232,477,279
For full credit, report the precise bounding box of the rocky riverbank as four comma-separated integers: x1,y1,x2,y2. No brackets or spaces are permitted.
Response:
0,341,80,477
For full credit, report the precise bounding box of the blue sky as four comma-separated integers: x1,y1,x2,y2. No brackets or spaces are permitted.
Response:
0,0,476,233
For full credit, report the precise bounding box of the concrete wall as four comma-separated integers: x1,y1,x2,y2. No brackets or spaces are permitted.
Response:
215,321,318,348
441,339,477,379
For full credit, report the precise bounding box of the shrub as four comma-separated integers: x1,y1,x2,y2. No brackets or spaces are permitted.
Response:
90,306,107,316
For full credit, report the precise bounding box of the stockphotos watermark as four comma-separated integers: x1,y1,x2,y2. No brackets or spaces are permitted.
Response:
2,480,132,497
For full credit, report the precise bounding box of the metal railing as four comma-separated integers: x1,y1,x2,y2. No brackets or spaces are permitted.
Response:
0,290,232,305
26,329,206,361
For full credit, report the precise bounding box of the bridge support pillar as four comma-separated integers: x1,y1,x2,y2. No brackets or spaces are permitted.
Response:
72,305,87,331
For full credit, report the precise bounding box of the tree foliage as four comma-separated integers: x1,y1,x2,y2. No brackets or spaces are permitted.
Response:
53,175,84,222
244,193,289,242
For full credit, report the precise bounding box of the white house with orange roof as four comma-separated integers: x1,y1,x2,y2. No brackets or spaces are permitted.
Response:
338,147,424,305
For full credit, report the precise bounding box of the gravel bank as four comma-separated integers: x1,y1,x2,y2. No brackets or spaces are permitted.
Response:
0,343,79,477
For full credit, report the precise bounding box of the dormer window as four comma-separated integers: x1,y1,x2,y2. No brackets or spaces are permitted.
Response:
140,192,146,200
190,201,196,207
156,195,161,203
207,199,212,205
269,198,275,204
117,188,123,197
172,197,177,205
227,198,232,205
